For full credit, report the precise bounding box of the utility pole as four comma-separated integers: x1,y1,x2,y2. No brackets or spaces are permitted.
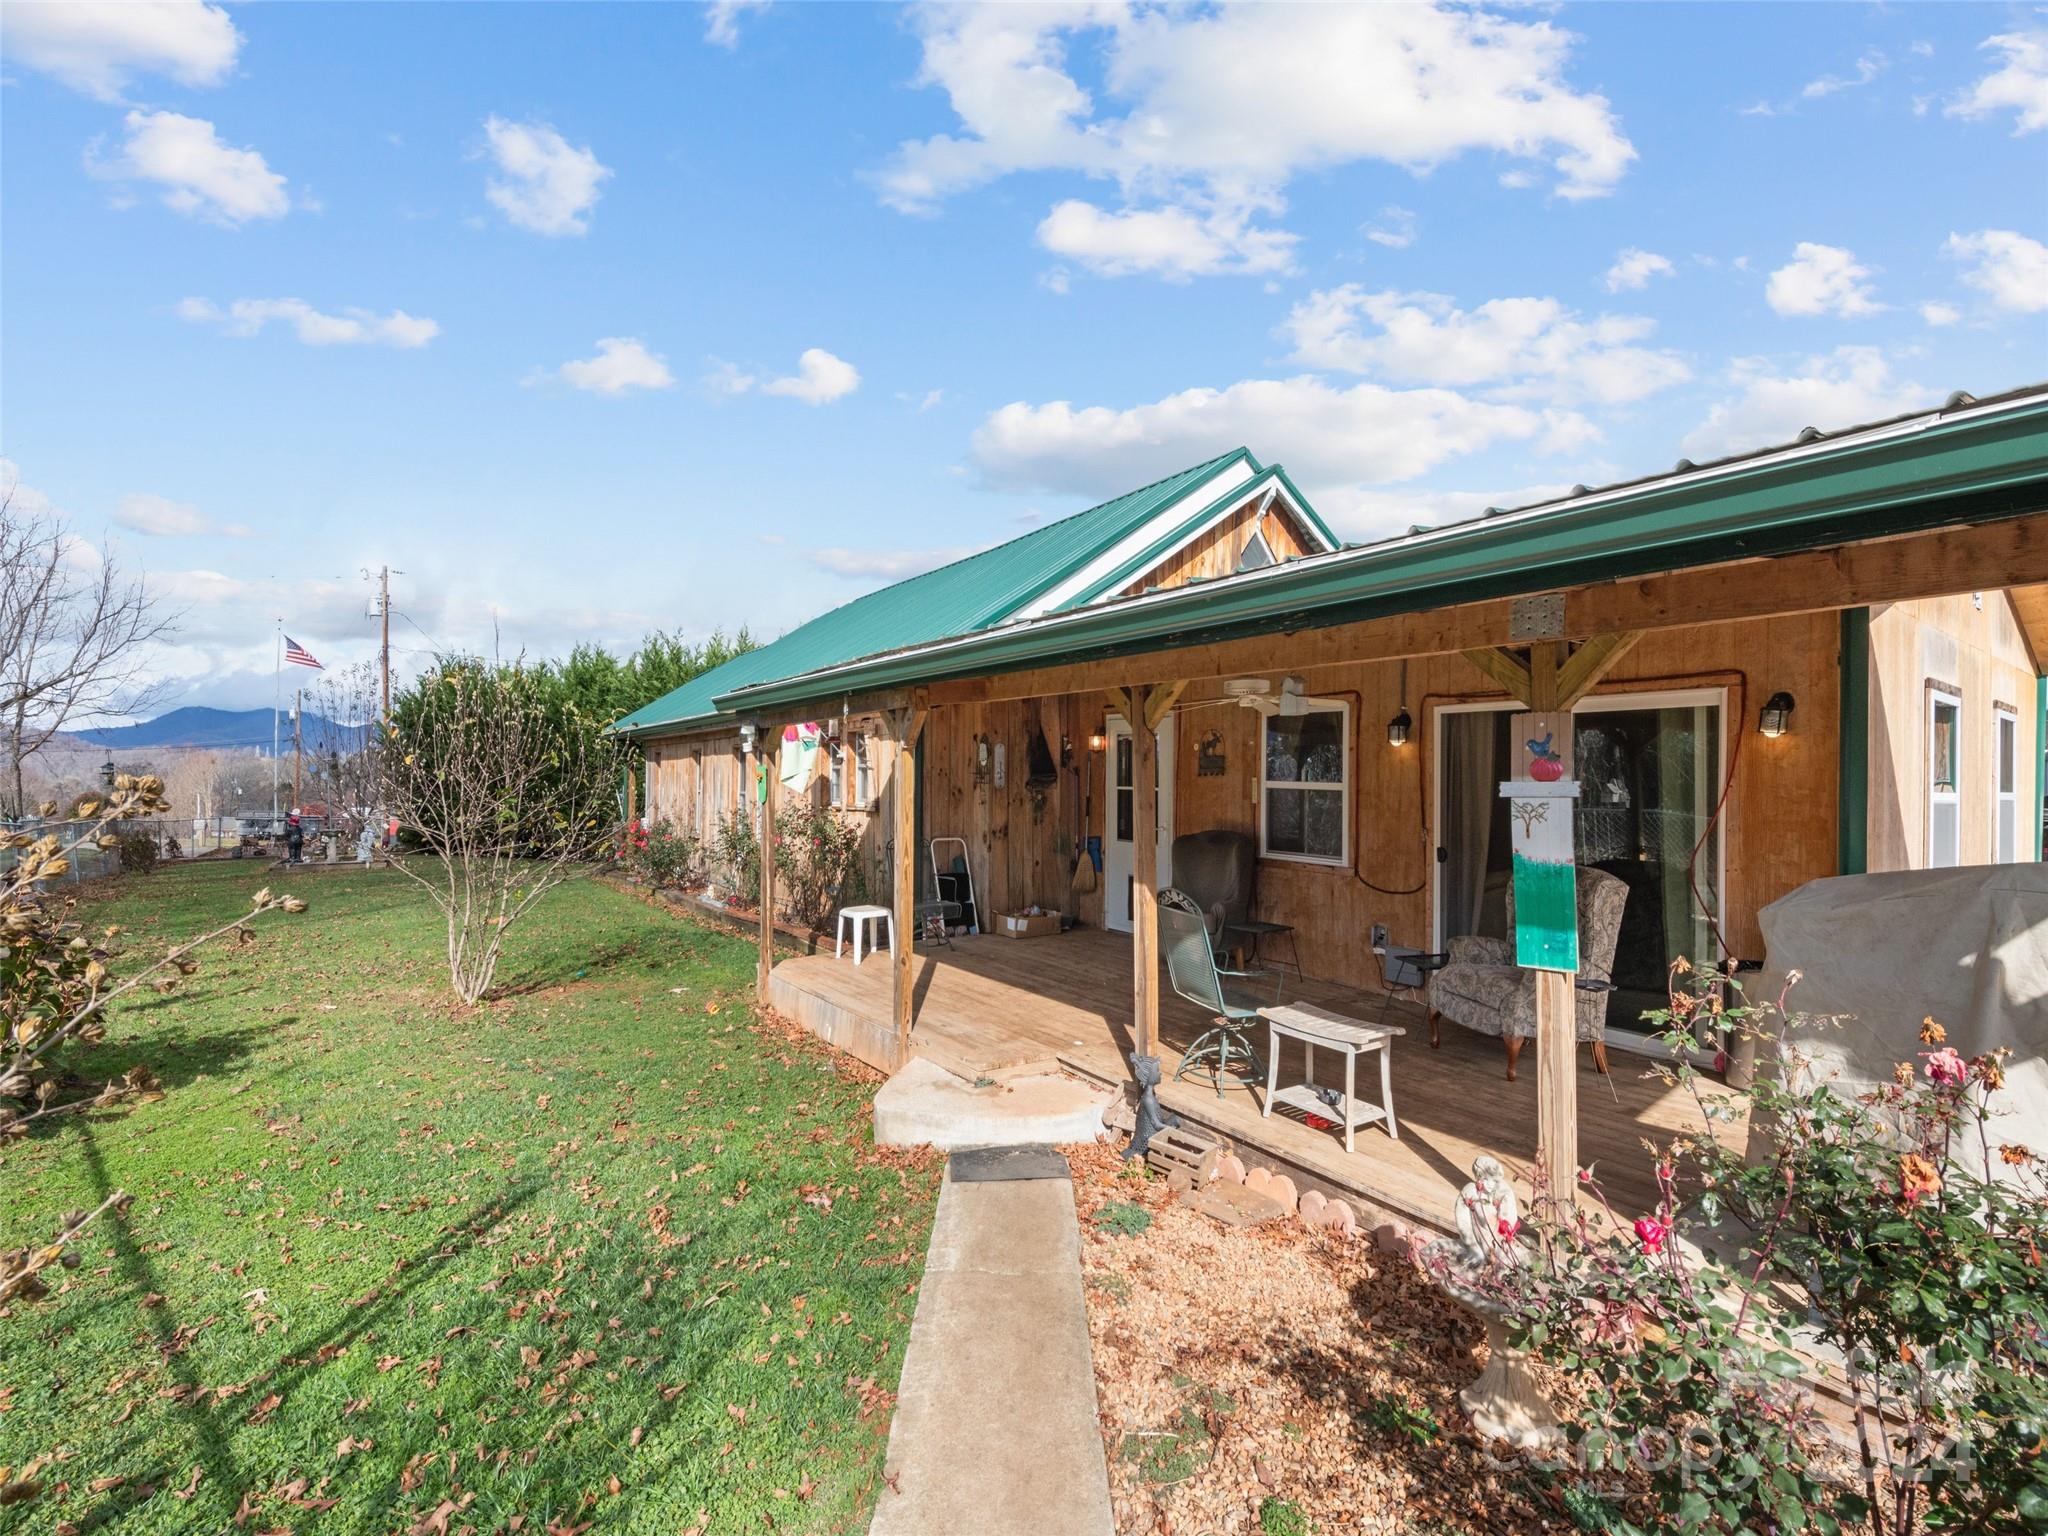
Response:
364,566,401,731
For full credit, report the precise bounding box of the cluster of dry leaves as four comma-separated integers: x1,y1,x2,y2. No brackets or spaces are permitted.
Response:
1064,1141,1589,1536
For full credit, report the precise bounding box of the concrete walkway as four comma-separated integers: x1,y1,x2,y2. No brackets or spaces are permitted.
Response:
869,1165,1114,1536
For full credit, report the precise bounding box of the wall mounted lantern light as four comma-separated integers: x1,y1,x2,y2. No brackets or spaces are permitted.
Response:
1758,691,1796,739
1087,728,1107,753
1386,708,1413,748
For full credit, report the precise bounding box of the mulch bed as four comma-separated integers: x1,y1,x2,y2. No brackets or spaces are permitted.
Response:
1064,1140,1587,1536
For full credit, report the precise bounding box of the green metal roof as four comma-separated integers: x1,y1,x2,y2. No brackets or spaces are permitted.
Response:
718,385,2048,715
611,447,1261,736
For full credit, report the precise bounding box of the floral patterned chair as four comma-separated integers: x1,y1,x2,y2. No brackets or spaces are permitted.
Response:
1427,866,1628,1081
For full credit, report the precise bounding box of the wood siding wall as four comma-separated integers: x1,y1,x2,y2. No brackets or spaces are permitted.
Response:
904,613,1843,994
1120,501,1315,598
1866,590,2042,870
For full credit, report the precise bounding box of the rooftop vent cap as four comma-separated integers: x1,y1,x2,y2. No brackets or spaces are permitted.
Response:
1797,426,1825,443
1672,458,1696,473
1570,484,1592,497
1943,390,1977,410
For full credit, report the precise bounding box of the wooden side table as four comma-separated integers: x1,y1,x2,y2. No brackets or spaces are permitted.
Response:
1257,1002,1404,1153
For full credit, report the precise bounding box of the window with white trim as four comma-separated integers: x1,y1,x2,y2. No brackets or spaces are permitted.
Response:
828,739,847,808
852,731,872,806
1261,699,1349,864
1929,689,1962,867
1995,705,2018,863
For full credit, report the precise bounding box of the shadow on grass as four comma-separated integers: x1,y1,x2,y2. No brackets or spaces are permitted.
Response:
65,1124,545,1534
490,939,646,999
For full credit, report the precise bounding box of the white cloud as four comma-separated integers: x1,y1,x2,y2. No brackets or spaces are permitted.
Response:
115,492,250,538
1035,199,1295,280
803,545,983,581
178,296,439,348
92,109,289,224
0,459,57,520
714,348,861,404
1948,30,2048,134
1943,229,2048,313
1602,247,1673,293
0,0,239,101
878,4,1633,277
1364,205,1417,250
1801,50,1885,100
1681,347,1929,460
1920,300,1961,327
1764,242,1882,317
971,376,1588,510
557,337,675,395
705,0,770,49
1281,285,1689,405
480,117,610,237
1331,482,1577,543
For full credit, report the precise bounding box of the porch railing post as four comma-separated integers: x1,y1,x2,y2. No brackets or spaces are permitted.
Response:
1130,684,1159,1059
756,728,778,1006
891,698,927,1056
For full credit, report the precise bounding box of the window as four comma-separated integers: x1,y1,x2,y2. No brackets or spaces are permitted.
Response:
852,731,872,806
1238,524,1276,571
828,739,847,808
1929,689,1961,867
1995,706,2019,864
1261,699,1349,864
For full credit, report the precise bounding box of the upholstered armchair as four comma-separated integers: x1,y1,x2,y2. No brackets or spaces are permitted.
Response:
1428,866,1628,1080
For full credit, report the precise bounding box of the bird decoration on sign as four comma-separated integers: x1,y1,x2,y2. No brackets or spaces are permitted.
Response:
1526,731,1566,783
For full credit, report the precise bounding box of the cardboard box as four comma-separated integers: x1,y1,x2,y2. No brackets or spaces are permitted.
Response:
998,910,1060,940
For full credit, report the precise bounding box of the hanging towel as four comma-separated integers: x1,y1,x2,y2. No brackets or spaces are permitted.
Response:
778,722,821,791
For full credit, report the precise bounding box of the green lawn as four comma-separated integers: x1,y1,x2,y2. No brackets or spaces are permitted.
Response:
1,862,939,1534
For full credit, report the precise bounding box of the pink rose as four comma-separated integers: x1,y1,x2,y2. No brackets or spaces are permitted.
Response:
1924,1048,1967,1087
1634,1217,1670,1255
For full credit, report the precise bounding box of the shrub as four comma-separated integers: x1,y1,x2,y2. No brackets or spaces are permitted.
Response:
1494,964,2048,1534
619,818,697,892
114,828,158,874
771,801,863,929
709,808,759,900
1258,1496,1309,1536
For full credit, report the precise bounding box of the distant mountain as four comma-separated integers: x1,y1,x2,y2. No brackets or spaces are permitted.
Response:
74,706,367,754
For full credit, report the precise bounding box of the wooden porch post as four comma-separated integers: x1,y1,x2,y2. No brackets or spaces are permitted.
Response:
890,697,928,1053
756,727,778,1006
1130,684,1159,1059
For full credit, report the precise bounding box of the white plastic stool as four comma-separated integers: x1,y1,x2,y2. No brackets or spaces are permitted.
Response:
835,904,895,965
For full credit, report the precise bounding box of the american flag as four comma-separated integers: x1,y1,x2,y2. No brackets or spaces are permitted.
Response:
283,635,323,670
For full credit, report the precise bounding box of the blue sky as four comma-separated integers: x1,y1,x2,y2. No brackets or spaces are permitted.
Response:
3,1,2045,715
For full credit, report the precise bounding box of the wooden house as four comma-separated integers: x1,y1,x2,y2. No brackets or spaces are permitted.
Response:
615,387,2048,1232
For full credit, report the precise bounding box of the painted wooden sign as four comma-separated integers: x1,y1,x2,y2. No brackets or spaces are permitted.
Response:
1501,709,1580,973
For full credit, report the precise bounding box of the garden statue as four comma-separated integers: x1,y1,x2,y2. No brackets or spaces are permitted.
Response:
1423,1154,1561,1452
1125,1052,1179,1160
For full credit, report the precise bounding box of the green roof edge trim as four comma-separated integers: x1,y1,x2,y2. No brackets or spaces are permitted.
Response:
1058,462,1340,611
715,395,2048,716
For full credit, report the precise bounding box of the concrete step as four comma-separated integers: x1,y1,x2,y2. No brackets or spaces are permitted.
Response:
873,1056,1114,1151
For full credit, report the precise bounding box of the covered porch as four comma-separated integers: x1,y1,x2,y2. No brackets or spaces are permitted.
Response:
770,927,1739,1233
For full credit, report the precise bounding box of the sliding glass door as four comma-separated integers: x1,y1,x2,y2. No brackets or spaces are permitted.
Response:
1436,691,1725,1042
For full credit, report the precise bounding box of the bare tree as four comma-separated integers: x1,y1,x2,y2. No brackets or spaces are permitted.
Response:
302,663,383,837
0,488,176,818
380,659,619,1004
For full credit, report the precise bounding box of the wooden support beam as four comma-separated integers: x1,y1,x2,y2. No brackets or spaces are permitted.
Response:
889,701,927,1051
755,733,778,1005
1130,684,1159,1061
1460,646,1534,704
1143,679,1187,732
1536,968,1578,1202
1529,640,1561,711
1102,686,1134,724
921,515,2048,707
1556,631,1643,709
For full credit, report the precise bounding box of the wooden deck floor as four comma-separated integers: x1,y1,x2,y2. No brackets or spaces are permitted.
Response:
772,927,1744,1233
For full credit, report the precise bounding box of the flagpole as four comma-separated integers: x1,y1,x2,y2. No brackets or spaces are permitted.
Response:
271,620,281,821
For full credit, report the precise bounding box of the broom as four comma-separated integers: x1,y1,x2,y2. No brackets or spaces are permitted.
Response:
1070,776,1098,895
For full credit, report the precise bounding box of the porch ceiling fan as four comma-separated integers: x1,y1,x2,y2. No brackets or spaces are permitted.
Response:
1223,675,1308,717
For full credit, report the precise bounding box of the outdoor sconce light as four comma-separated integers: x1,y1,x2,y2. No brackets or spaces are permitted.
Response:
1386,709,1412,748
1758,692,1796,738
100,757,117,790
1087,728,1107,753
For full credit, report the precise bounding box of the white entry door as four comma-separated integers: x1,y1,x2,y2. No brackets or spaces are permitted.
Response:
1104,713,1174,933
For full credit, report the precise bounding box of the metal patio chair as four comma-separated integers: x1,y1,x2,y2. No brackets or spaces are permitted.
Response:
1159,890,1280,1097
